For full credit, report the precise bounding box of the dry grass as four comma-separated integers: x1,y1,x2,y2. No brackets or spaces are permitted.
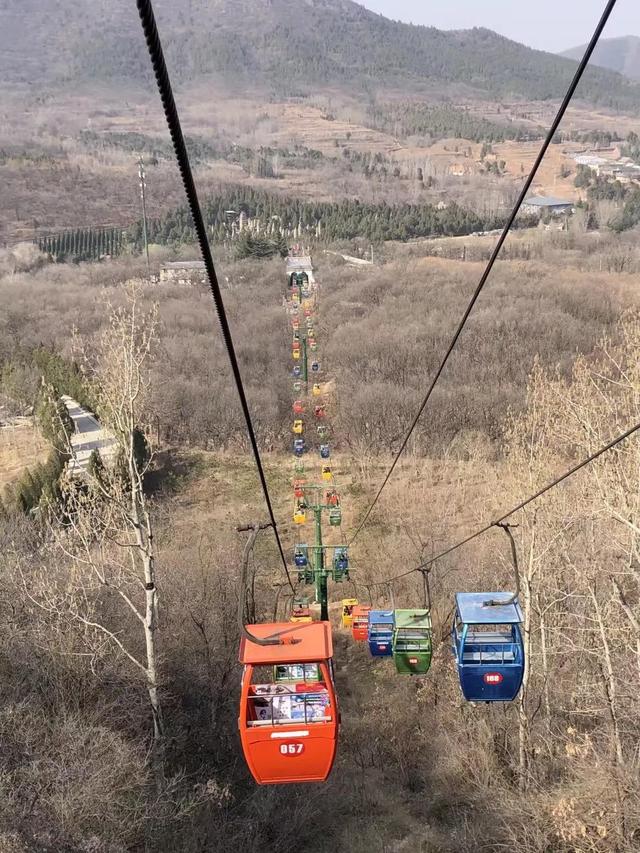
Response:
0,421,49,492
491,139,580,199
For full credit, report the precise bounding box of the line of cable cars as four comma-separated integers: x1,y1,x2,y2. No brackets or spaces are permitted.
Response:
237,595,525,786
347,604,432,674
344,596,524,698
241,258,526,789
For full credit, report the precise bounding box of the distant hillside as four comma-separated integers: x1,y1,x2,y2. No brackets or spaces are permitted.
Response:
1,0,639,110
561,35,640,82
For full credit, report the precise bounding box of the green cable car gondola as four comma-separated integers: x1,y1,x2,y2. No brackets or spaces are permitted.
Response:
329,507,342,526
392,609,432,675
332,546,349,581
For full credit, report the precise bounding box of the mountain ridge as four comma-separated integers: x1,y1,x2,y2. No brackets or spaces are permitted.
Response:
1,0,639,110
561,35,640,82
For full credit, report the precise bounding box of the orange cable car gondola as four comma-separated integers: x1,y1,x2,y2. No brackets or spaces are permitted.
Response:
238,621,339,785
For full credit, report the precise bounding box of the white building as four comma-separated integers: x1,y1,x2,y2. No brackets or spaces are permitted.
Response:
522,196,574,217
159,260,206,284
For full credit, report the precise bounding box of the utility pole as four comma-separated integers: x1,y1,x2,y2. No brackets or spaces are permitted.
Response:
138,157,151,278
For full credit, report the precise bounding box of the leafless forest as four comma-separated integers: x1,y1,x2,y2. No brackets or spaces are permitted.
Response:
0,223,640,850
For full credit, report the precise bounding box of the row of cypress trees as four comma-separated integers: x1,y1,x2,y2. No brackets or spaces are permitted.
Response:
130,185,507,249
36,227,124,262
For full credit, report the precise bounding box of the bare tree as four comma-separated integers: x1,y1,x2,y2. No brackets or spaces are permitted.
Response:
43,286,165,776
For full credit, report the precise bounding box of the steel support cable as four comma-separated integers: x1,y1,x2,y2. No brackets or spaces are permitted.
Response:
348,0,619,547
372,418,640,588
135,0,293,592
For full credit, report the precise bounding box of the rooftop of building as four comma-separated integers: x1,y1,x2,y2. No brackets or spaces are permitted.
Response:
524,196,573,207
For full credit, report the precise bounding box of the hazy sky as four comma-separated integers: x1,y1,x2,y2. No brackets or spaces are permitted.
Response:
358,1,639,53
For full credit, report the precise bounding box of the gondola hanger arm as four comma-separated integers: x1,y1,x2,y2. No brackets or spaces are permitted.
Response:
483,522,520,607
237,523,295,646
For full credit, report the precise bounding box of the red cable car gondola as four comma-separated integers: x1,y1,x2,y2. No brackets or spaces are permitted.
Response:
238,622,339,785
352,605,372,641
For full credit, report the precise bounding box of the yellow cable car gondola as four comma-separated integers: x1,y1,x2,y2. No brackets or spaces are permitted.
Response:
293,420,304,434
341,599,358,629
293,508,307,524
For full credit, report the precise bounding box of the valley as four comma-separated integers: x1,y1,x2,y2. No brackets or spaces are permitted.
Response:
1,0,640,850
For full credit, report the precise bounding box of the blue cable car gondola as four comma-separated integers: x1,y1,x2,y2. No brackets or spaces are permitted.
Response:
451,592,525,702
320,444,330,459
332,547,349,581
293,438,306,456
295,545,314,583
292,366,302,378
367,610,394,657
294,545,308,567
